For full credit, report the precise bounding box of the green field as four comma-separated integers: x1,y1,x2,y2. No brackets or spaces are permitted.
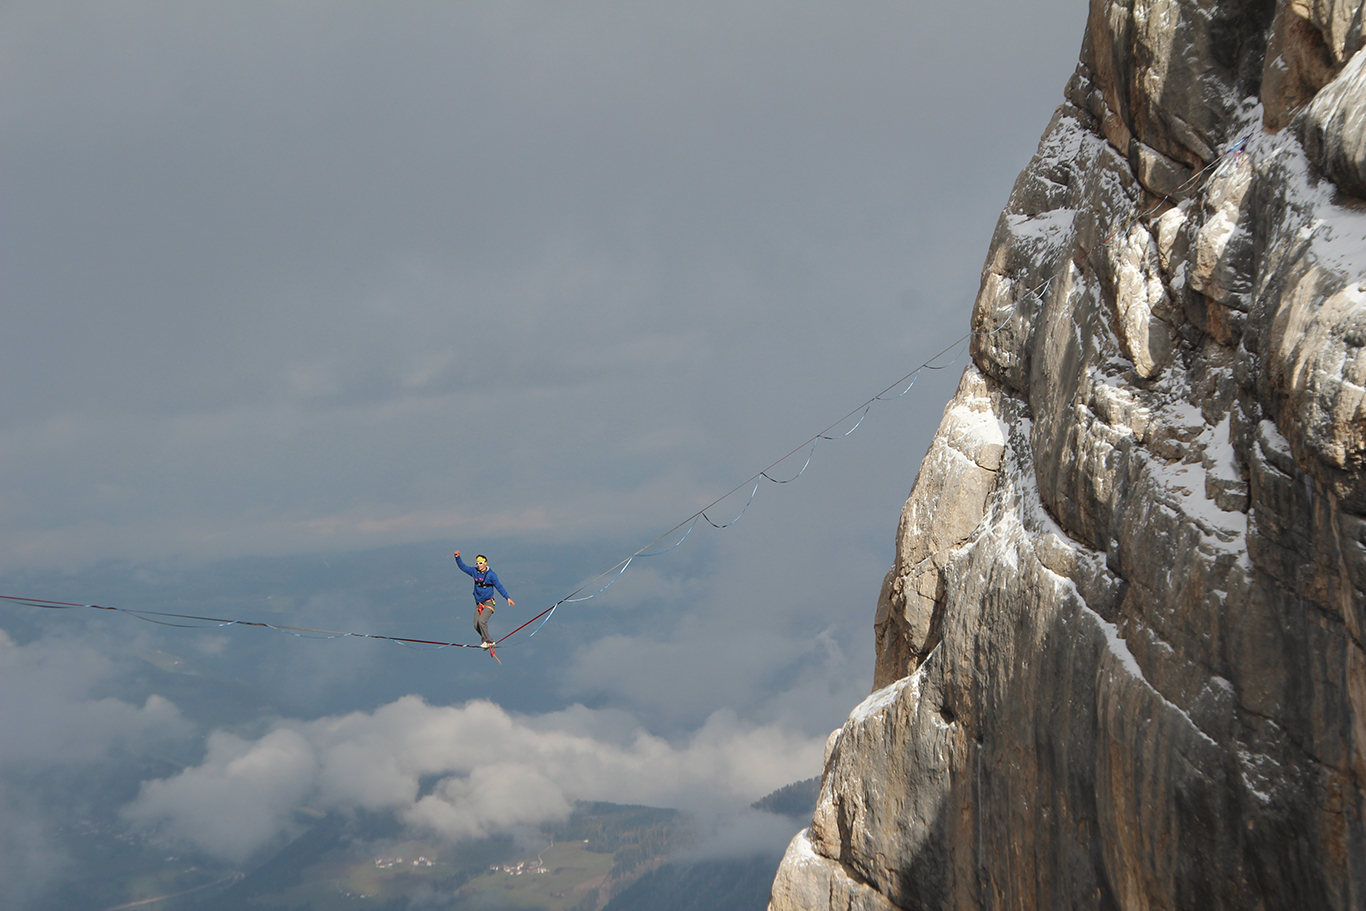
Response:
245,835,492,908
456,840,618,911
240,835,615,910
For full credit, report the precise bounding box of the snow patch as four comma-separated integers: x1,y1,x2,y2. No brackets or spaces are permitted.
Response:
1311,207,1366,278
1034,118,1090,166
848,667,922,726
1159,398,1206,431
1259,418,1292,455
1201,413,1240,484
944,399,1008,462
783,828,821,865
1143,456,1250,562
1005,207,1077,242
1260,127,1366,280
1237,750,1280,804
1081,606,1218,747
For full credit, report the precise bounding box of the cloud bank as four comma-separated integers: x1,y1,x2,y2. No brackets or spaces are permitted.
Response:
0,630,193,906
124,695,825,863
0,630,188,764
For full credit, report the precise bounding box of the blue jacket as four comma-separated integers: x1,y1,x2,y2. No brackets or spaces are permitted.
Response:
456,554,510,604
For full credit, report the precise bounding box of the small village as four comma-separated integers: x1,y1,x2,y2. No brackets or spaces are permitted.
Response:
492,858,548,875
373,855,435,869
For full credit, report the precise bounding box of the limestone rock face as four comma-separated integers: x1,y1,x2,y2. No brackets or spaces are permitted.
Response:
772,2,1366,909
1263,0,1365,129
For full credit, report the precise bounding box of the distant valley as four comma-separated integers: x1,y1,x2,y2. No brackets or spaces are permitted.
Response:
38,797,812,911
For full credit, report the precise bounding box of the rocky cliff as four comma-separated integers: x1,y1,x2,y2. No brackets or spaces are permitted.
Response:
771,2,1366,908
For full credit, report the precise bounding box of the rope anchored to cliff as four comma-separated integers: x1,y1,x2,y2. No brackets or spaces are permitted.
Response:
1,133,1256,659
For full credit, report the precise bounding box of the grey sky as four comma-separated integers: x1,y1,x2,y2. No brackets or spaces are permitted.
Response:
0,0,1090,887
3,1,1086,567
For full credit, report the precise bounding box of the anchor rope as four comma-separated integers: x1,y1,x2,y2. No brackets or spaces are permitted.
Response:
2,133,1254,657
